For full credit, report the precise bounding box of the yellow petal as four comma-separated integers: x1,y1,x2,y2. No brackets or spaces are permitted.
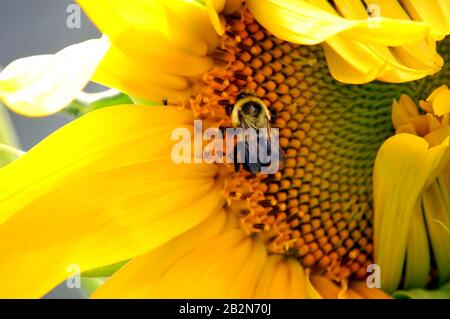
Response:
206,0,226,35
166,0,219,53
324,34,439,84
79,0,215,54
223,0,244,14
96,229,266,298
425,126,450,147
330,0,444,75
337,280,363,299
359,4,441,73
404,202,430,289
309,275,341,298
0,105,222,298
430,85,450,116
247,0,429,46
392,95,420,129
254,255,308,298
0,37,109,117
390,38,443,73
93,208,230,298
438,163,450,216
396,122,418,135
92,45,191,103
304,269,322,299
157,230,266,298
374,134,450,292
322,39,387,84
427,113,443,133
427,84,449,103
422,181,450,285
332,0,367,19
247,0,444,83
348,281,391,299
77,0,215,82
400,0,450,40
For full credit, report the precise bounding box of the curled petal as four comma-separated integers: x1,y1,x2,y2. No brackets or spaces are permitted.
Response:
247,0,429,45
247,0,445,83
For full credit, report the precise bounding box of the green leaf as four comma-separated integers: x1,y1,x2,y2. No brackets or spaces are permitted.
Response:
80,277,106,297
393,282,450,299
129,96,158,106
65,90,133,117
81,260,129,278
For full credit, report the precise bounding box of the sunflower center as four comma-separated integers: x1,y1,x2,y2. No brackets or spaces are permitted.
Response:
190,8,450,281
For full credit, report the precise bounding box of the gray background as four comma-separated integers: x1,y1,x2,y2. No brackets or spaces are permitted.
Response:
0,0,102,298
0,0,101,150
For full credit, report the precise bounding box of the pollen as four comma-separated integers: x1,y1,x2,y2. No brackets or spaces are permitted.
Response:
190,7,449,281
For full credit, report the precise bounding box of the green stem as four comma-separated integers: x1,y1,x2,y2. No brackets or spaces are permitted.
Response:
0,103,20,167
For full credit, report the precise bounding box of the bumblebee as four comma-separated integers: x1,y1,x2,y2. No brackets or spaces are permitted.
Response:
230,90,284,173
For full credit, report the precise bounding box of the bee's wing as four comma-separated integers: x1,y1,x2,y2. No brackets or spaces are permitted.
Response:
235,112,284,173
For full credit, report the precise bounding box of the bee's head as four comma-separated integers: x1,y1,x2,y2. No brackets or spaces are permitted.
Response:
241,100,263,117
231,91,271,128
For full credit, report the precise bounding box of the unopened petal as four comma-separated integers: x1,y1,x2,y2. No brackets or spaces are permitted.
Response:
374,134,450,292
392,95,420,129
0,37,109,116
422,181,450,285
404,202,430,289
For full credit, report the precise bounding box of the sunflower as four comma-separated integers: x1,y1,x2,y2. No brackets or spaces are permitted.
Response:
0,0,449,298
